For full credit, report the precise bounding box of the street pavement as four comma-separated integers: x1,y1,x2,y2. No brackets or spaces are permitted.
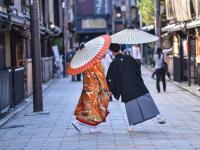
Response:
0,67,200,150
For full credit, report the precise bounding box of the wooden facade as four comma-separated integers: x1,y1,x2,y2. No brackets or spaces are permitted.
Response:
0,0,65,114
163,0,200,86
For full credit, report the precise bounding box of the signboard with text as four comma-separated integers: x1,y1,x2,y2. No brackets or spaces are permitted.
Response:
76,17,108,33
76,0,111,33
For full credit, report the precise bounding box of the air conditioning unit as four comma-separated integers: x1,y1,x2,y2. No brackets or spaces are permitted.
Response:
4,0,14,6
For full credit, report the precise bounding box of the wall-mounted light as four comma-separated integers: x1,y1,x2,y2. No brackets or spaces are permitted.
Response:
62,2,65,9
120,5,127,12
116,12,121,18
50,23,55,29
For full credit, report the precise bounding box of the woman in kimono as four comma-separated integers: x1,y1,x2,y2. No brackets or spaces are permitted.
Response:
106,43,166,132
72,60,110,133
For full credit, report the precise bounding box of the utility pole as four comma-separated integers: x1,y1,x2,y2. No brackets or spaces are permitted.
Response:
30,0,43,112
155,0,161,50
127,0,131,26
62,0,68,77
111,0,115,33
137,0,143,28
187,34,191,86
121,0,127,29
136,0,143,61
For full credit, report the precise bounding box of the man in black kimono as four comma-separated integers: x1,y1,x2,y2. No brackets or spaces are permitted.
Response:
106,43,166,132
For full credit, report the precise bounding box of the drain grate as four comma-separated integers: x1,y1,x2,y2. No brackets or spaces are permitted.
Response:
0,125,25,129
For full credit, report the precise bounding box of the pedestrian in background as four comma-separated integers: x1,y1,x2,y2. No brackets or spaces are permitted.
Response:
74,47,81,81
152,47,172,80
131,44,142,69
66,48,76,81
123,44,132,55
107,43,166,132
153,47,167,93
102,51,113,75
66,47,81,81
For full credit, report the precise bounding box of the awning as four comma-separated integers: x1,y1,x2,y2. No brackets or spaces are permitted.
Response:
162,20,200,32
0,12,8,19
141,25,154,31
187,20,200,29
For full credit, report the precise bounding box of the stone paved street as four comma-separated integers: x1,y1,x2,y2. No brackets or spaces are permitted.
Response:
0,67,200,150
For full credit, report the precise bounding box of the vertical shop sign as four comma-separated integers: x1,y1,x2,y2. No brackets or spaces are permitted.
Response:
94,0,105,15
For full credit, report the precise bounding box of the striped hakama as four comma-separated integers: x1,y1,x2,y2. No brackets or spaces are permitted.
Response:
125,93,160,125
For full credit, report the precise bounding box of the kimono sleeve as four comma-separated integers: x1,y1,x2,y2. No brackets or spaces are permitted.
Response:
106,62,121,100
97,62,109,91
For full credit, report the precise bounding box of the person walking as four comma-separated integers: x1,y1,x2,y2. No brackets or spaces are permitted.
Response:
72,43,110,133
153,47,167,93
131,44,142,69
102,51,113,75
66,47,81,81
106,43,166,132
66,48,76,81
152,48,172,80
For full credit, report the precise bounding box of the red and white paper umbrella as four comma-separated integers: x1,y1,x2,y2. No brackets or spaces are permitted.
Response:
68,35,112,75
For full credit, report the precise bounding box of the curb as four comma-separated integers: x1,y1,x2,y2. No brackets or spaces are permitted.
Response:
144,65,200,98
169,81,200,98
0,78,56,127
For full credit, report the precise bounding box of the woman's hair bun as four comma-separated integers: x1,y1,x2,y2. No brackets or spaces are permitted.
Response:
79,42,85,49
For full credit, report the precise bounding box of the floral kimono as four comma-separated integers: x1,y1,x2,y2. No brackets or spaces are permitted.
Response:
74,60,109,126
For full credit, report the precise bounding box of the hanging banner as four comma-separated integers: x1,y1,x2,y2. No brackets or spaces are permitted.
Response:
77,0,109,16
165,0,192,21
196,34,200,63
76,0,94,16
94,0,105,15
192,0,200,19
182,39,188,57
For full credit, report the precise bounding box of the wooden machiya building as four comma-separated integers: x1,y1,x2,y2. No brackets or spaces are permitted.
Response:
0,0,63,115
162,0,200,86
0,0,27,114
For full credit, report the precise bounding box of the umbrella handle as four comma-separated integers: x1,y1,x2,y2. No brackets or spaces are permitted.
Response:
79,42,85,50
128,26,135,29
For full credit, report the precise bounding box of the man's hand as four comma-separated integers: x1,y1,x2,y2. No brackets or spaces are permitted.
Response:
107,91,112,97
